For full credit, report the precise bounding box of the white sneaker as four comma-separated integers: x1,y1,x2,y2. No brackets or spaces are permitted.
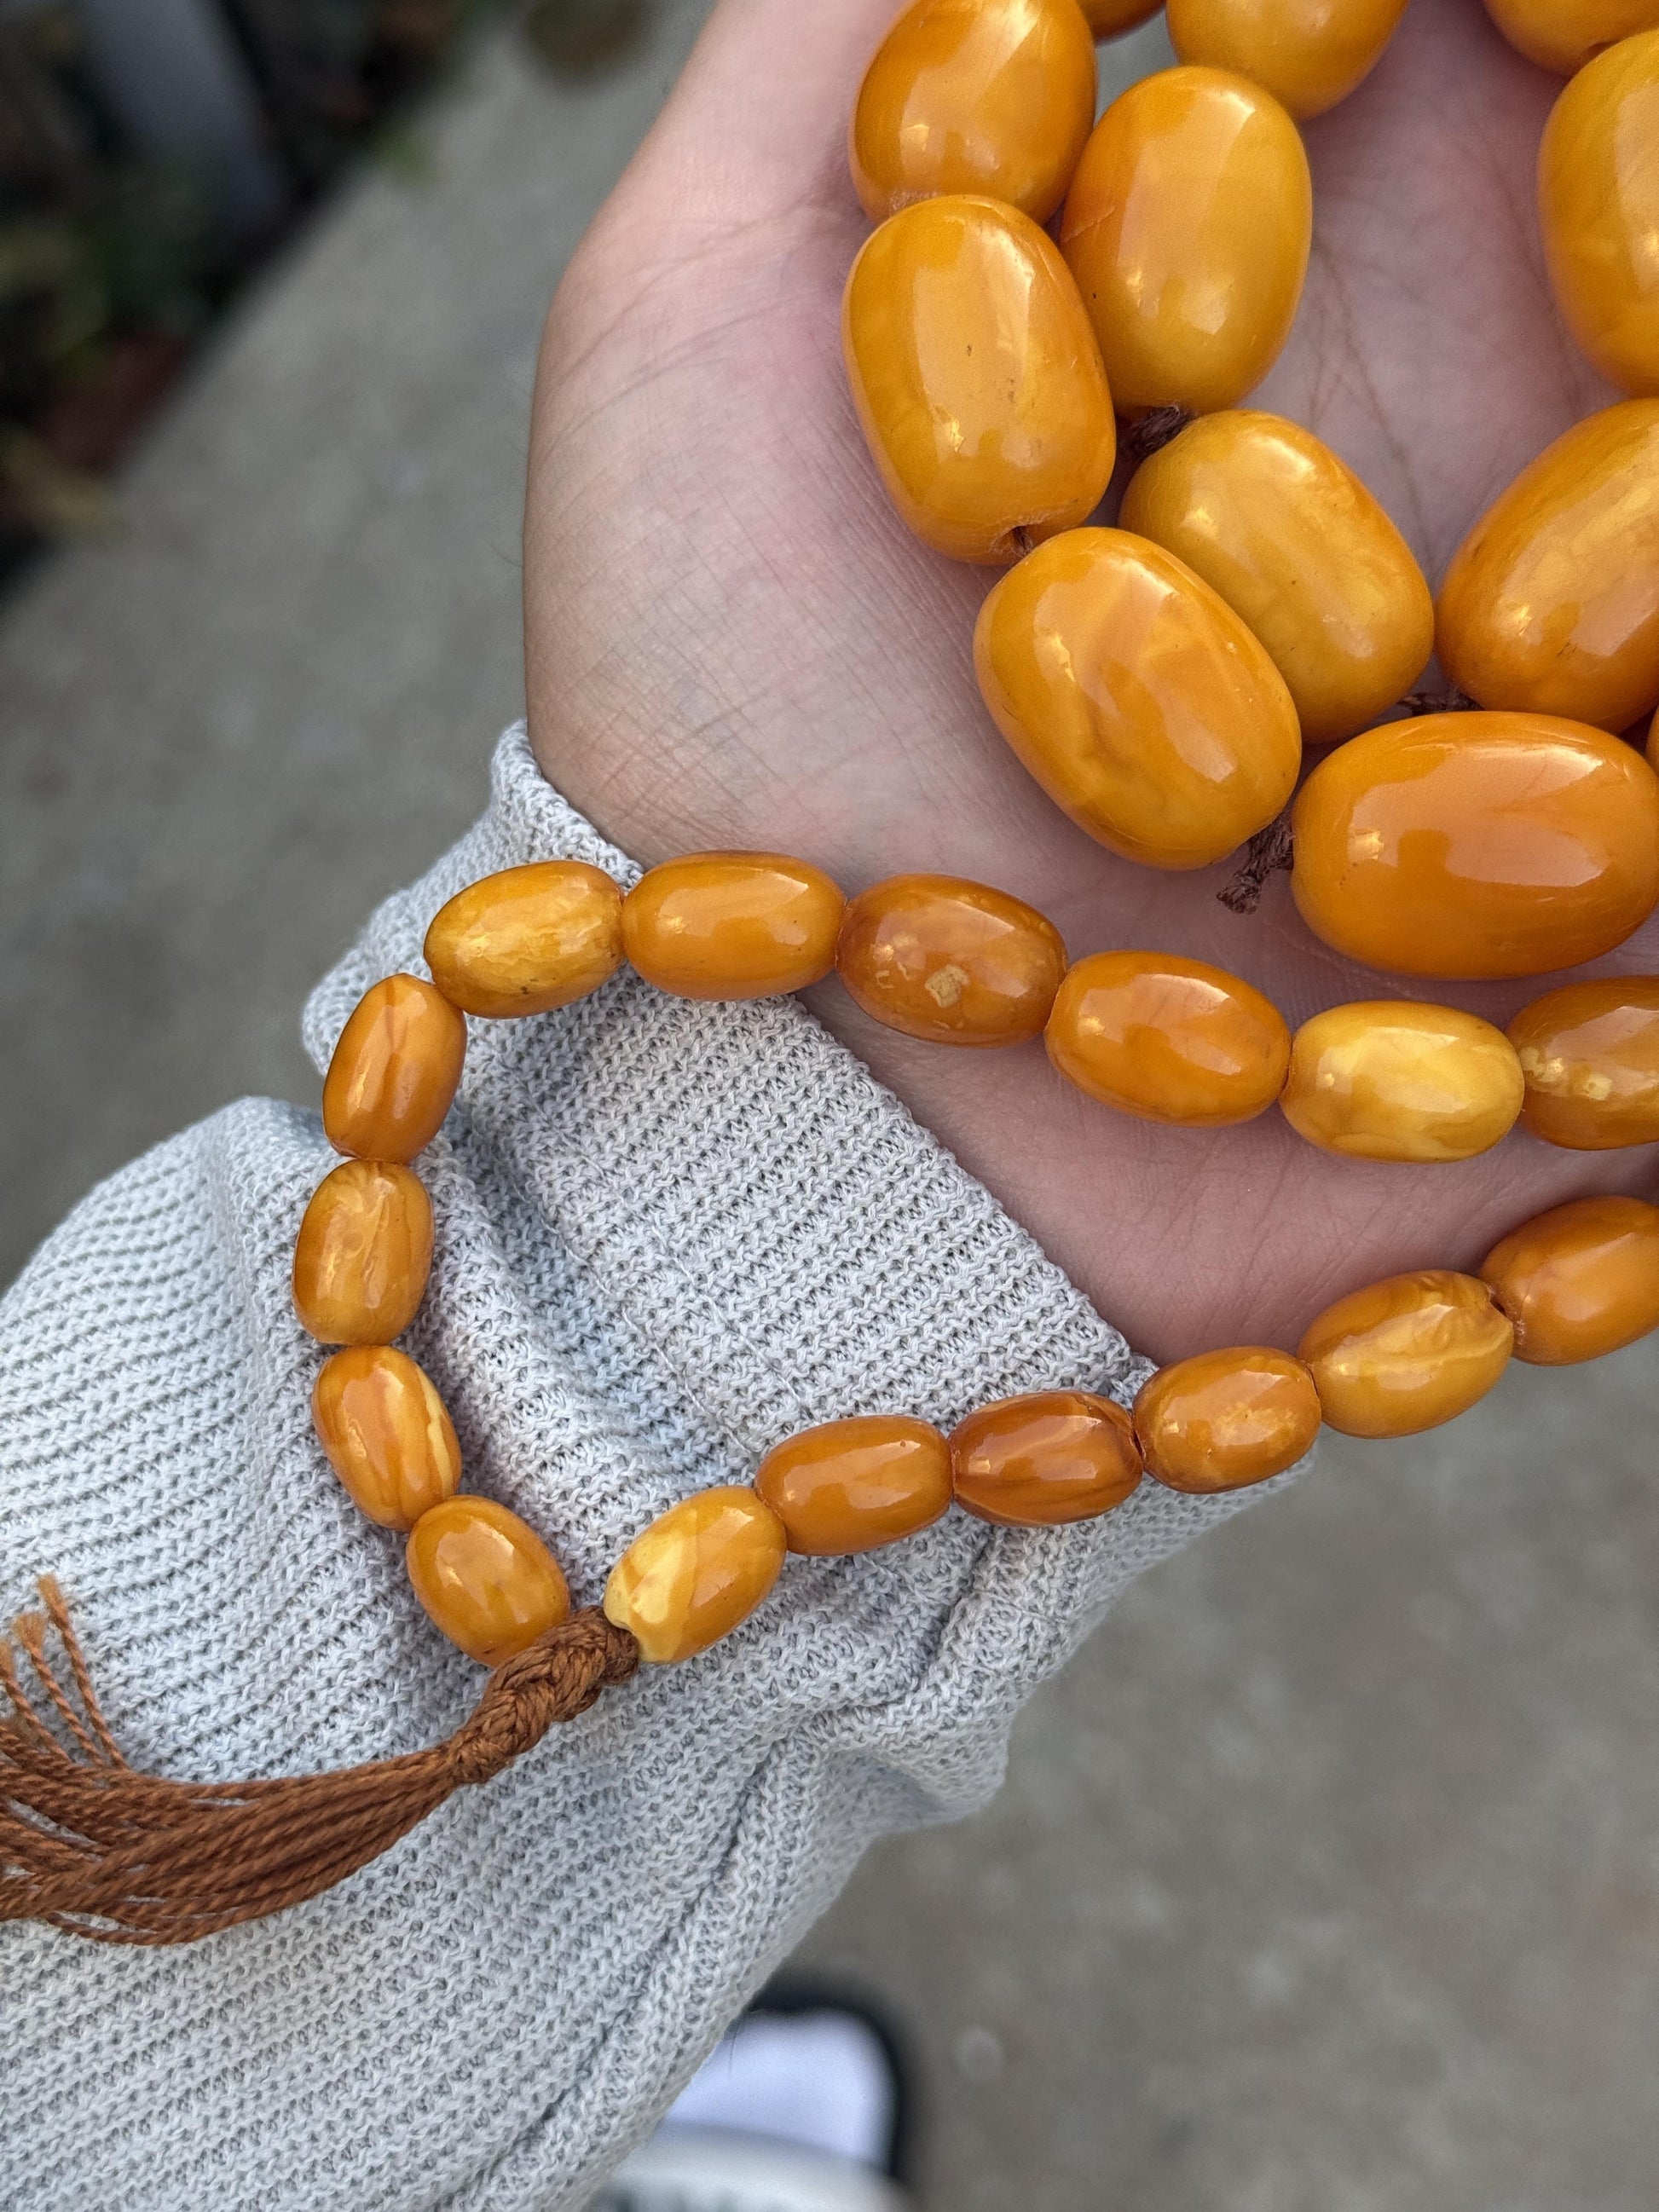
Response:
596,2127,911,2212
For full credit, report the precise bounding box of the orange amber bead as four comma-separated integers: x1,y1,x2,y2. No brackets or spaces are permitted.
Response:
1046,950,1290,1126
406,1496,570,1666
321,974,466,1164
754,1416,952,1556
292,1160,433,1346
835,874,1066,1048
1167,0,1408,118
1080,0,1164,29
950,1390,1142,1527
1481,1195,1659,1365
312,1345,461,1530
1509,978,1659,1150
842,195,1117,564
1280,1002,1523,1163
1540,38,1659,397
1290,712,1659,980
424,861,623,1019
1134,1348,1321,1493
1483,0,1659,76
974,528,1301,870
621,853,845,1000
1298,1272,1514,1439
603,1487,787,1664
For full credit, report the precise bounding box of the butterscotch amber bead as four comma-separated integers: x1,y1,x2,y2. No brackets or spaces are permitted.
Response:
621,853,845,1000
1167,0,1408,117
1291,713,1659,980
312,1345,461,1530
1482,1195,1659,1365
603,1487,787,1664
754,1417,951,1556
1483,0,1659,75
951,1391,1142,1527
835,875,1066,1048
1509,978,1659,1150
1280,1002,1524,1163
1081,0,1164,30
1298,1272,1514,1439
1540,38,1659,397
1134,1348,1321,1493
424,861,623,1020
406,1496,570,1666
321,975,466,1164
1046,950,1290,1126
292,1160,433,1346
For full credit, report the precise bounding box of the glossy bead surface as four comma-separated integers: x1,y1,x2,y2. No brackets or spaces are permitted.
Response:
1540,37,1659,397
1119,411,1432,745
1081,0,1164,30
950,1390,1143,1526
974,528,1301,869
1060,66,1311,415
424,861,623,1019
1167,0,1408,117
311,1345,462,1530
406,1496,570,1666
843,195,1116,563
621,853,845,1000
1298,1271,1514,1438
1280,1002,1524,1162
1134,1348,1321,1493
835,874,1066,1047
1436,401,1659,731
292,1160,433,1346
603,1487,787,1664
1483,0,1659,76
1046,950,1290,1125
321,974,466,1164
754,1416,952,1556
1481,1195,1659,1365
1290,712,1659,980
1509,978,1659,1150
849,0,1097,224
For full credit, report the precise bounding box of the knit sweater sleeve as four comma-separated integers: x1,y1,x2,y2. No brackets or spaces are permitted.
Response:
0,726,1298,2212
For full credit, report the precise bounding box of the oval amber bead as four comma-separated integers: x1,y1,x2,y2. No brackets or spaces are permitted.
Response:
1298,1271,1514,1439
292,1160,433,1346
754,1416,952,1556
1540,37,1659,398
835,874,1066,1048
1436,401,1659,731
312,1344,462,1530
950,1390,1142,1527
1509,977,1659,1150
1134,1348,1321,1493
849,0,1097,225
1483,0,1659,76
1060,66,1311,416
1280,1002,1524,1163
1481,1195,1659,1365
1291,712,1659,980
603,1487,787,1664
1046,950,1290,1126
1119,412,1432,746
321,974,466,1164
974,528,1301,869
1167,0,1408,118
406,1496,570,1666
621,852,845,1000
1081,0,1164,29
424,861,623,1019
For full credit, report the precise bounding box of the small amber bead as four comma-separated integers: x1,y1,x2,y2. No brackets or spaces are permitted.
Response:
406,1496,570,1666
321,974,466,1164
1167,0,1409,118
312,1345,461,1530
1080,0,1164,30
1280,1002,1524,1164
1046,950,1290,1127
621,853,845,1000
292,1160,433,1346
835,875,1066,1048
1298,1272,1514,1439
1481,1195,1659,1366
754,1416,952,1556
1509,978,1659,1151
1540,38,1659,398
424,861,623,1020
1483,0,1659,77
950,1391,1142,1527
603,1487,787,1664
1134,1348,1321,1493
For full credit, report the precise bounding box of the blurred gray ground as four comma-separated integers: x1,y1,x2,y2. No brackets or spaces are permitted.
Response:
3,13,1658,2210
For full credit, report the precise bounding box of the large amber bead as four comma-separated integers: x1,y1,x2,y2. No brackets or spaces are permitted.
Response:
1481,1195,1659,1365
424,861,623,1019
1291,713,1659,980
622,853,845,999
1436,402,1659,731
1298,1271,1514,1439
1540,38,1659,397
1134,1348,1321,1493
835,874,1066,1047
406,1496,569,1666
603,1487,787,1664
754,1416,952,1556
312,1345,462,1530
1483,0,1659,76
843,196,1116,563
1119,413,1432,746
1060,66,1311,416
1081,0,1164,30
1167,0,1408,116
974,528,1301,869
950,1390,1142,1526
1280,1002,1524,1163
321,975,466,1164
292,1160,433,1346
1046,950,1290,1125
1509,978,1659,1150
